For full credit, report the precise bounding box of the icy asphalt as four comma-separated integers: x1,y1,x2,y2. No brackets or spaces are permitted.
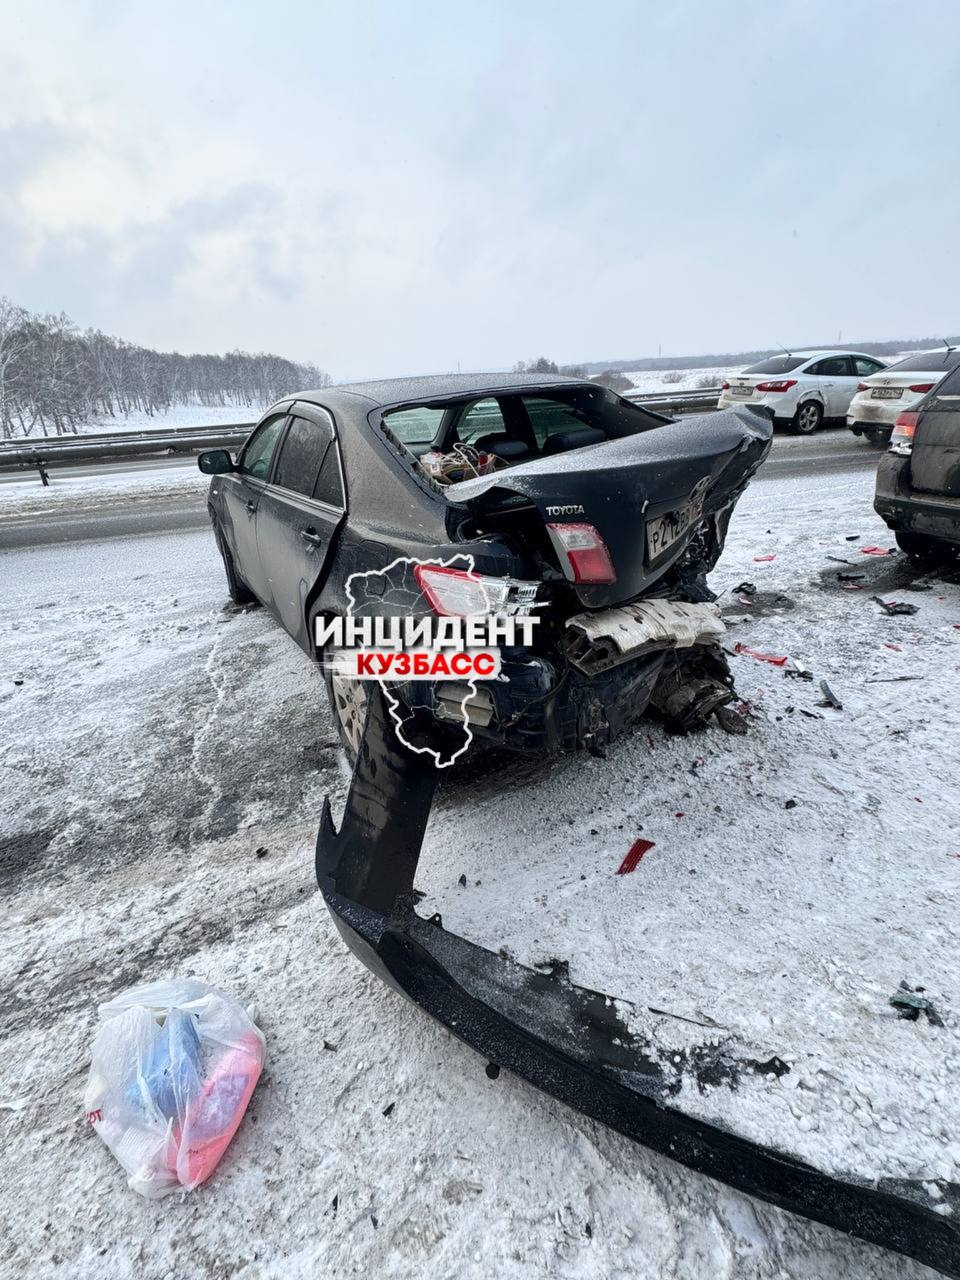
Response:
1,452,958,1279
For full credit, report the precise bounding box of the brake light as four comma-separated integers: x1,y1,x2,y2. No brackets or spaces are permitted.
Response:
545,522,616,585
754,379,797,393
414,564,520,615
890,410,918,456
856,382,869,392
908,383,934,394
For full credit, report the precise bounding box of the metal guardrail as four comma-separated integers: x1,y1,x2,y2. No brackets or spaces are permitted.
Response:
0,389,724,483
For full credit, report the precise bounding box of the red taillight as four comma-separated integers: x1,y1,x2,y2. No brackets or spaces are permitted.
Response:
908,383,935,394
890,410,919,454
856,382,869,392
545,522,616,585
754,379,797,393
414,564,508,615
721,380,730,390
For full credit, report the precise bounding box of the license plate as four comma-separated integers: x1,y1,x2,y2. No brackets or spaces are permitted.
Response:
871,387,902,399
730,385,753,398
646,500,700,562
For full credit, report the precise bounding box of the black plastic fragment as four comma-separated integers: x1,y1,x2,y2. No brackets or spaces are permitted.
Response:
315,684,960,1278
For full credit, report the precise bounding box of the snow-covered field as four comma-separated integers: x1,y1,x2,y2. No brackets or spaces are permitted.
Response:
621,365,742,394
80,405,260,435
1,467,958,1279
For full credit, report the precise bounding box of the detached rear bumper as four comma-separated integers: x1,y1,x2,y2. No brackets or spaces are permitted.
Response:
875,454,960,543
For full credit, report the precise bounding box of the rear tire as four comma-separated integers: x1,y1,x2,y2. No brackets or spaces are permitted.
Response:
324,667,368,766
895,530,956,562
214,524,256,605
792,401,823,435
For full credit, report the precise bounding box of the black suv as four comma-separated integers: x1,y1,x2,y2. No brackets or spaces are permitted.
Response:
198,374,771,758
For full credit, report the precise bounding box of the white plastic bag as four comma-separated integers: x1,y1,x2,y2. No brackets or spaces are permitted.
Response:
84,979,265,1198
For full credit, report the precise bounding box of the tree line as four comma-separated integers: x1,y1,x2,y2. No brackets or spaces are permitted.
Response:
0,297,330,439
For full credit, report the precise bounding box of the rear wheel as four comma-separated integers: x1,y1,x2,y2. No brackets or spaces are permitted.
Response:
214,523,255,605
325,668,368,765
895,530,956,562
792,401,823,434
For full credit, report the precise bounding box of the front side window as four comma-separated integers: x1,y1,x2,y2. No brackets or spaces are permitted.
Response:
273,415,333,497
239,415,288,480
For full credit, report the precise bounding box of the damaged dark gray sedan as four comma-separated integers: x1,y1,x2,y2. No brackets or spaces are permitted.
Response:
199,373,772,757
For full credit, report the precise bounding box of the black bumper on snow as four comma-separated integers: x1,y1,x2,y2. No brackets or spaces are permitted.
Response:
875,454,960,543
315,686,960,1278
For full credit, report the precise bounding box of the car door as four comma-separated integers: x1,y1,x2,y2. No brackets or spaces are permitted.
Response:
830,355,865,415
254,402,346,651
807,356,852,416
220,412,290,602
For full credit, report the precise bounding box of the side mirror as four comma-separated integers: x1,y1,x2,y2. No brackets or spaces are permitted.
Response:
198,449,235,475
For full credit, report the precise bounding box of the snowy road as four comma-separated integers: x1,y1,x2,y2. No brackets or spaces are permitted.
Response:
1,469,958,1279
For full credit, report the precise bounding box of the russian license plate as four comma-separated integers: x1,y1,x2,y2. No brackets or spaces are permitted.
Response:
871,387,902,399
730,385,753,398
646,500,700,562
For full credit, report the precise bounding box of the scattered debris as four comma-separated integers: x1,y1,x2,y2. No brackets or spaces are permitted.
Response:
255,846,269,859
818,680,843,710
865,675,923,683
837,572,866,582
784,799,798,810
844,534,860,541
322,1041,338,1052
872,596,920,616
485,1063,501,1080
798,708,824,719
825,555,853,565
861,546,896,556
457,873,467,887
785,658,813,681
734,642,788,667
381,1102,395,1118
733,581,757,596
753,554,776,562
715,705,748,735
883,642,903,652
617,839,655,875
889,982,944,1027
648,1006,728,1030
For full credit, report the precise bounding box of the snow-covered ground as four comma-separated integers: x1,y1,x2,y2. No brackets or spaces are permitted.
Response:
1,468,957,1279
81,405,259,436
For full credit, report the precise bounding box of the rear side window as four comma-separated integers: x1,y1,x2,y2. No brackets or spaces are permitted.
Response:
743,355,807,375
807,356,853,376
313,446,345,507
886,349,960,373
239,415,287,480
273,415,333,496
854,356,885,376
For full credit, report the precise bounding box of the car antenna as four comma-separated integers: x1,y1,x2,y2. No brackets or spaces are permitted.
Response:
941,338,955,352
775,340,792,357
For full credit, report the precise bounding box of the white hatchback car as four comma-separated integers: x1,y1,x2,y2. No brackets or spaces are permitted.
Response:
718,349,887,433
847,348,960,445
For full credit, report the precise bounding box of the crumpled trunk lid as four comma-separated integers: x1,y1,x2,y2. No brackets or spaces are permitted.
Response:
444,407,772,608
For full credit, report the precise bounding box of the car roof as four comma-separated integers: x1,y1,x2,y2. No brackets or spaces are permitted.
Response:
294,371,586,411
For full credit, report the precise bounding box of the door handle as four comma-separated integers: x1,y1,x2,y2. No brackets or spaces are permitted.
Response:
245,499,256,513
300,528,323,547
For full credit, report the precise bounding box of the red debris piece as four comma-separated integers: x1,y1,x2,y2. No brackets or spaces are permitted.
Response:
753,553,776,562
737,596,755,606
733,642,789,667
840,582,862,591
884,642,903,652
861,546,894,556
675,812,685,819
617,839,655,875
954,624,960,630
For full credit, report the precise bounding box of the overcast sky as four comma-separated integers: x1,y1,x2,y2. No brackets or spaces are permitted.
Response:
2,0,959,379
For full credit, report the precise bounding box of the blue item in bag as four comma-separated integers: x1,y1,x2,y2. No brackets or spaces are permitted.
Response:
128,1007,202,1119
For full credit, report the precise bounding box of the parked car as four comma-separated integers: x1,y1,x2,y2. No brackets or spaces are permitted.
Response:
848,348,960,445
874,363,960,560
718,350,887,433
197,374,772,759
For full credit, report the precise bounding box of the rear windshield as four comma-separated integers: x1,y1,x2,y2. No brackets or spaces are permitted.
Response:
885,349,960,373
743,355,808,375
380,387,664,482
